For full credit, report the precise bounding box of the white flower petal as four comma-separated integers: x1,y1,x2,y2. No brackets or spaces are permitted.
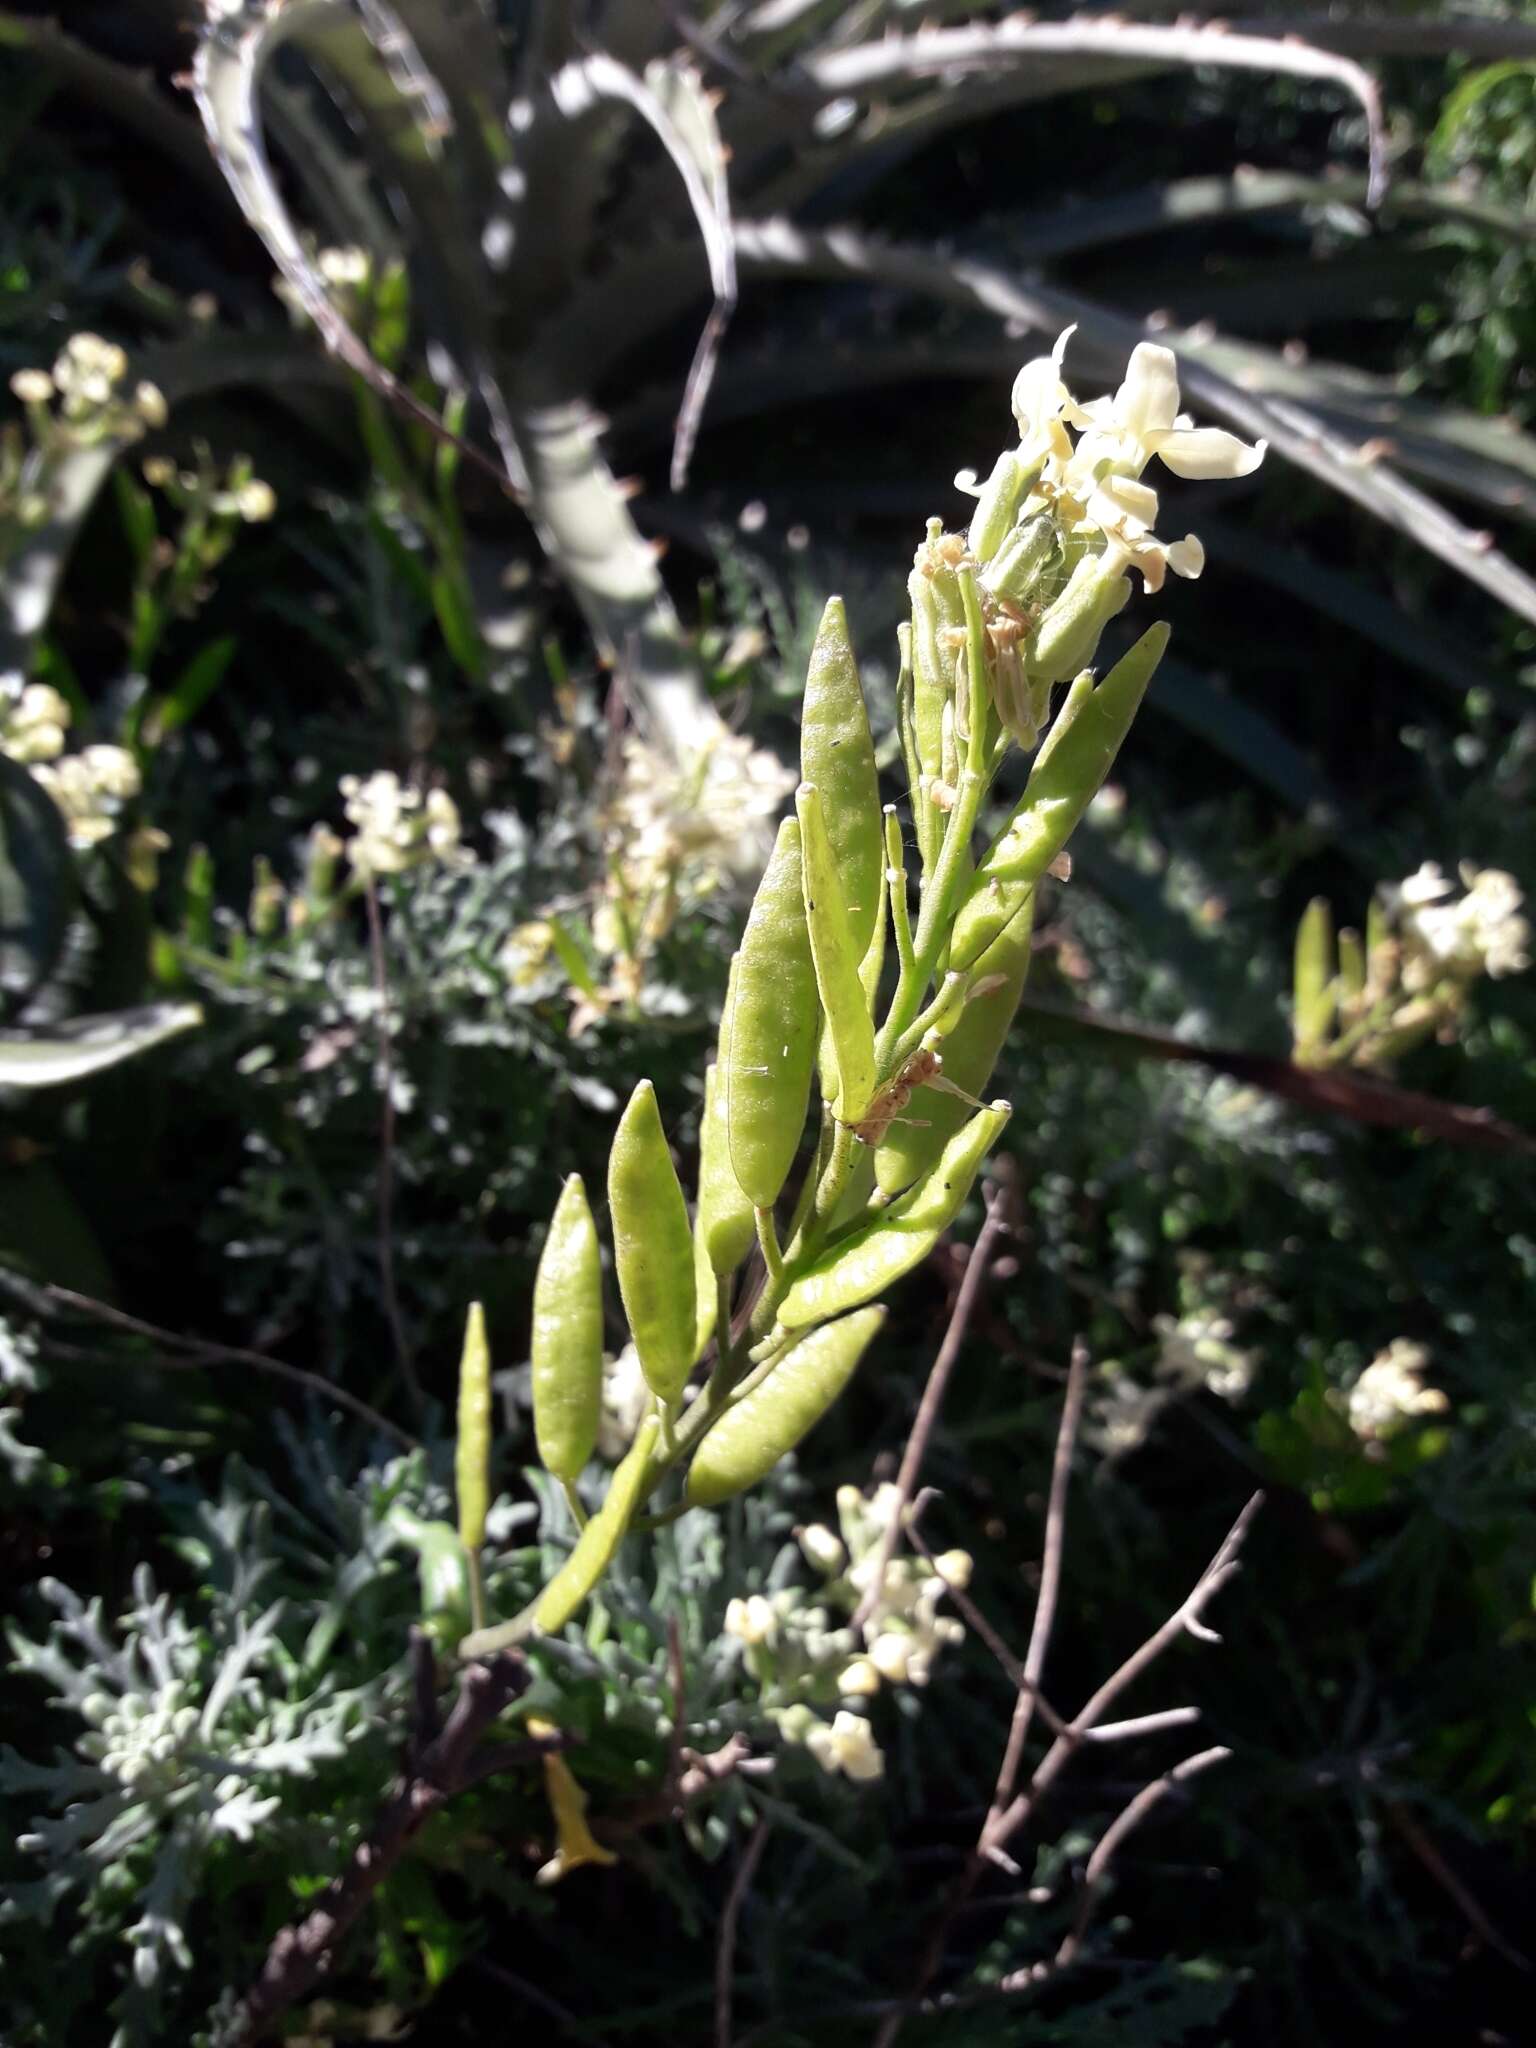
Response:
1148,426,1267,481
1165,534,1206,580
1091,474,1160,534
1116,343,1181,439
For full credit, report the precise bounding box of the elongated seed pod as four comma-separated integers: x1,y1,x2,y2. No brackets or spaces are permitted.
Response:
608,1081,696,1404
455,1302,492,1550
1292,898,1337,1060
798,783,876,1121
698,1042,755,1279
951,624,1168,970
968,450,1035,564
531,1177,604,1481
779,1101,1011,1328
458,1416,663,1655
1026,556,1131,684
685,1307,886,1506
529,1415,660,1635
800,596,882,958
727,817,819,1209
876,895,1036,1198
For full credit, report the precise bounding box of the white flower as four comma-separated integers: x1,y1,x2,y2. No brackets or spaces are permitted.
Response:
805,1709,884,1782
931,1549,972,1591
0,684,71,764
724,1594,778,1648
340,770,467,877
837,1657,881,1697
9,368,53,405
1152,1311,1254,1402
595,1345,650,1459
1346,1340,1449,1441
236,479,277,523
32,745,141,847
318,245,371,288
797,1523,846,1576
1065,341,1266,487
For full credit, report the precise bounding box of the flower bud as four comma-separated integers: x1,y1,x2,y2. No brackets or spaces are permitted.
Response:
982,514,1058,612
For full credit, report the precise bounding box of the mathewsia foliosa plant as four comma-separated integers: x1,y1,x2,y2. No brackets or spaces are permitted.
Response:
458,334,1264,1660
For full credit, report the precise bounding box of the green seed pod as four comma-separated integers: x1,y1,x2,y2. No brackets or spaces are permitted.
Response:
1026,556,1132,685
801,596,882,958
798,783,876,1122
780,1101,1011,1329
531,1176,604,1481
685,1307,886,1507
968,451,1038,564
455,1301,492,1550
697,1051,755,1280
876,895,1036,1198
727,817,819,1209
528,1415,660,1636
951,623,1168,970
609,1081,696,1404
457,1417,663,1656
1292,898,1337,1061
692,1222,718,1363
982,514,1058,611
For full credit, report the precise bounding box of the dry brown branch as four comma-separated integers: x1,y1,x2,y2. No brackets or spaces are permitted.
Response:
850,1186,1011,1633
1054,1744,1233,1967
229,1652,530,2045
716,1815,770,2048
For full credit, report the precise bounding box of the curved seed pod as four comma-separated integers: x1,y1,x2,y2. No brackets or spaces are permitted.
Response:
698,1046,755,1279
609,1081,696,1404
531,1177,604,1482
801,596,882,958
685,1307,886,1506
876,896,1036,1198
799,783,876,1121
455,1301,492,1550
951,624,1168,970
780,1101,1011,1329
727,817,819,1209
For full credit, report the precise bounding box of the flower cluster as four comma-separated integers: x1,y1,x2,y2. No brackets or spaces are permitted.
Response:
1089,1309,1255,1459
1294,861,1530,1070
0,682,70,764
926,329,1263,752
507,714,795,1035
339,770,467,879
1342,1338,1450,1444
9,333,166,448
725,1484,970,1783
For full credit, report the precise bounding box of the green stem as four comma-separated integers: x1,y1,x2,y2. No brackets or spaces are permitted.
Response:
559,1477,590,1532
466,1545,486,1634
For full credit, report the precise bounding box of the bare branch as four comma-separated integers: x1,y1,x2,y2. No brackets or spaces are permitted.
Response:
984,1494,1264,1856
850,1187,1011,1633
1055,1745,1233,1968
716,1816,771,2048
229,1653,528,2045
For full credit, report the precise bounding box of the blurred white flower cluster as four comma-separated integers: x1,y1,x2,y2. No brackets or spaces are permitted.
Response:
1342,1338,1449,1445
340,770,467,880
0,682,143,849
9,332,166,449
503,712,794,1035
725,1482,970,1784
1295,861,1529,1070
1089,1309,1255,1459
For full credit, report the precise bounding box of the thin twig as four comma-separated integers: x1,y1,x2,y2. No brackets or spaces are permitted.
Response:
984,1495,1264,1856
1384,1799,1532,1974
992,1336,1090,1823
716,1815,770,2048
1054,1745,1232,1967
364,877,423,1416
22,1280,416,1449
229,1653,527,2045
873,1337,1086,2048
850,1187,1009,1633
